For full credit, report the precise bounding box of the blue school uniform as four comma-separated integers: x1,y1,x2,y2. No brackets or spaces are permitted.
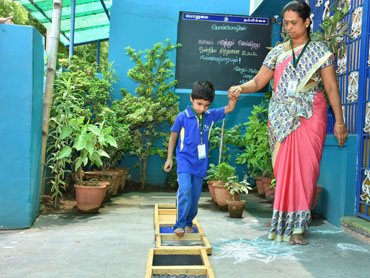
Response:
171,105,225,229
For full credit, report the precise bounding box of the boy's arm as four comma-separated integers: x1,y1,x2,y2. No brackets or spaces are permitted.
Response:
224,97,237,115
164,131,179,172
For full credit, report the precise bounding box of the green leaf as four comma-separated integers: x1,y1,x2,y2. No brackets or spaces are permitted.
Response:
60,125,72,139
98,149,110,158
58,146,72,159
88,125,100,136
73,134,88,151
106,135,118,148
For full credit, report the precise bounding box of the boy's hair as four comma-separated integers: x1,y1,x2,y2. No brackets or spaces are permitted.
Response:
191,80,215,102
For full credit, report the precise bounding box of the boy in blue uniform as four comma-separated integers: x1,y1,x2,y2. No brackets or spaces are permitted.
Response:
164,80,238,236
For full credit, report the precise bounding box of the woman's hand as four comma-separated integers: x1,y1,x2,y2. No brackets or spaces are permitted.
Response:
334,123,348,147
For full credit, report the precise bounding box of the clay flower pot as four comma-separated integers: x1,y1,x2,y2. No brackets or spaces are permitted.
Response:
255,176,265,196
74,181,108,213
207,180,216,202
226,199,246,218
213,181,239,210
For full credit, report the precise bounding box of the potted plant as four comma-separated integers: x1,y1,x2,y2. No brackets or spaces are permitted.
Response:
264,177,276,203
225,176,252,218
60,117,117,212
208,162,236,210
236,101,270,196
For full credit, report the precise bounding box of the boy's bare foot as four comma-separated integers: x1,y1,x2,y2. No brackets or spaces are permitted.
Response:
185,226,194,233
263,220,272,227
174,227,185,236
290,234,308,245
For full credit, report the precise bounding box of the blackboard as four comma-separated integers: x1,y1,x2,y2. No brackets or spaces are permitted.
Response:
175,12,272,91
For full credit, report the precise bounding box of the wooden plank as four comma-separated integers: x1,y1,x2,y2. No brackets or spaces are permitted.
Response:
145,249,154,278
156,233,212,255
145,248,215,277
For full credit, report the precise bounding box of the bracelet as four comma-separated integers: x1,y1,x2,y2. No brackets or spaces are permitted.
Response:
335,123,345,127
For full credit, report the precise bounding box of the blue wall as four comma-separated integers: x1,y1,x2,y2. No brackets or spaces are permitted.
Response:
109,0,258,184
316,135,358,227
109,0,251,99
0,25,44,229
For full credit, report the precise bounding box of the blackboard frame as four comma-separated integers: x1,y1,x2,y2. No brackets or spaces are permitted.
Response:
175,11,272,91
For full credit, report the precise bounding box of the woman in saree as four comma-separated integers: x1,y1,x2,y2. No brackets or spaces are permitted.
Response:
228,0,348,245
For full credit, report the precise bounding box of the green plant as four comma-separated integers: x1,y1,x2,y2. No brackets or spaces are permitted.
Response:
69,119,118,184
47,57,118,204
209,123,245,163
311,0,350,59
236,101,272,177
225,176,252,200
119,39,181,188
47,77,89,205
270,178,276,189
206,162,236,183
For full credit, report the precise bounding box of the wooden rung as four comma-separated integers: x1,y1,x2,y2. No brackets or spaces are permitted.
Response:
145,248,215,278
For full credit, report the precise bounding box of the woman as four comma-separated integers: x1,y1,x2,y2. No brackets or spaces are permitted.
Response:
228,1,348,245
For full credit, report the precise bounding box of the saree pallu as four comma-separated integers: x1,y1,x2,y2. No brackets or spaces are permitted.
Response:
264,41,333,241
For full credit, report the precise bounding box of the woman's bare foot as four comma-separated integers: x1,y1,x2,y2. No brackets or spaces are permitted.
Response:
263,220,271,227
290,234,308,245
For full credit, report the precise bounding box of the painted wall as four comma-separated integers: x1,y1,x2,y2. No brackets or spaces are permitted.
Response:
0,25,44,229
107,0,359,231
109,0,255,184
317,135,358,227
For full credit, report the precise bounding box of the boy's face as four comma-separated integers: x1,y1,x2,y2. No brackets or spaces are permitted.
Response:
190,97,211,115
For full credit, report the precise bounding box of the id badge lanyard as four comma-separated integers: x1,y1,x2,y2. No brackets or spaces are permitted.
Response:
287,38,311,98
191,108,206,160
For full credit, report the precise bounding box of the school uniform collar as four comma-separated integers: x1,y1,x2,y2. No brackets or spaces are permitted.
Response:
185,105,210,118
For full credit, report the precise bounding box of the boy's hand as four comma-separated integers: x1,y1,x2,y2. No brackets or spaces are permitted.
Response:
228,86,241,100
164,158,173,172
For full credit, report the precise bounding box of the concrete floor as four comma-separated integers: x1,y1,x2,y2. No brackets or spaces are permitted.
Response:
1,191,370,278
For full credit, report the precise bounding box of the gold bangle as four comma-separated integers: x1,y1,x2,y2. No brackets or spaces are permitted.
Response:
335,124,345,127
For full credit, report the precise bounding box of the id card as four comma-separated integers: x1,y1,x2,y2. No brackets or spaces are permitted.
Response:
197,144,206,160
287,80,298,96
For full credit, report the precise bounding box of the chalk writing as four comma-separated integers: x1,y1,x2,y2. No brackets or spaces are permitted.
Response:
242,50,258,56
199,46,217,55
198,39,214,45
219,48,240,57
217,39,235,48
200,55,239,65
233,66,258,75
211,24,247,32
213,238,302,264
238,40,261,50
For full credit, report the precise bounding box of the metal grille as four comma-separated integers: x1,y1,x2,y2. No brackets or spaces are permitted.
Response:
310,0,370,220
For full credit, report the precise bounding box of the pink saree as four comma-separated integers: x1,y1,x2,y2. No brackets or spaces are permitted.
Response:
263,41,334,241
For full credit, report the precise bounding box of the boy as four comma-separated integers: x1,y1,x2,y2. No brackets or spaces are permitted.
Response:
164,80,238,236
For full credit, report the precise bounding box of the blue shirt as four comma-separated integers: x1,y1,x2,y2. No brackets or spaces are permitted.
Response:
171,105,225,178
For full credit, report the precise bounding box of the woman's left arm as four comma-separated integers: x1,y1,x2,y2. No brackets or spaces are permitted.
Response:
321,64,348,146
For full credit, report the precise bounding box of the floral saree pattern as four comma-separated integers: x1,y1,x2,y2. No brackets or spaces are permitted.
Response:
263,41,333,241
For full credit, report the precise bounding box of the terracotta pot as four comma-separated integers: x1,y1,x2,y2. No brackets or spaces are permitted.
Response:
265,186,276,203
84,171,118,201
255,176,264,196
74,181,108,213
207,180,216,202
213,181,239,210
311,185,323,210
226,199,246,218
262,177,273,199
104,168,125,196
117,167,130,192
